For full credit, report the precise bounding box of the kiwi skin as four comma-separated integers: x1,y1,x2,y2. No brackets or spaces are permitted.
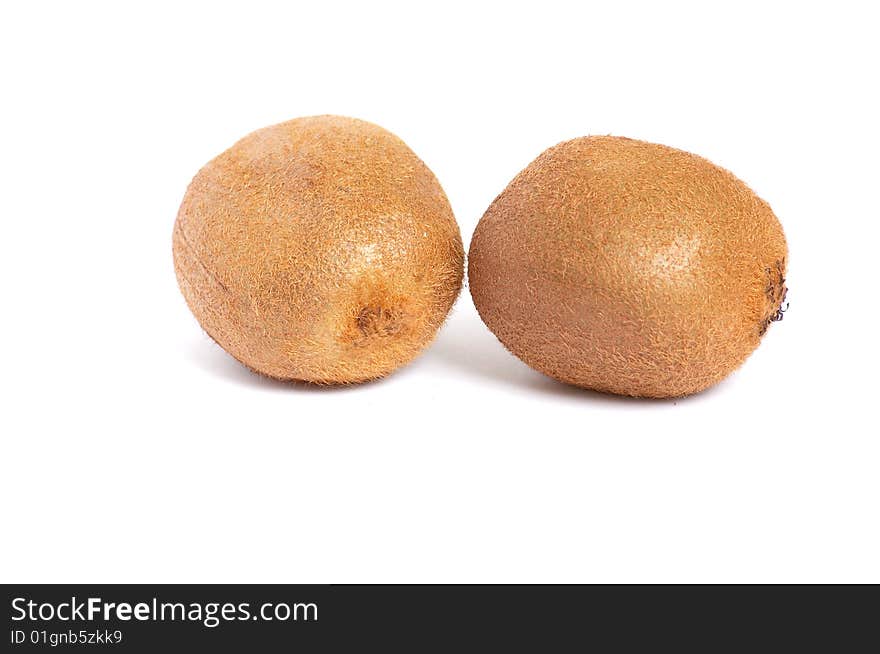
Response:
468,136,788,398
173,115,463,384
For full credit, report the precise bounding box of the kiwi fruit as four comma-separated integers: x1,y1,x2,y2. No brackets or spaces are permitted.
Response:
468,136,788,398
173,115,463,383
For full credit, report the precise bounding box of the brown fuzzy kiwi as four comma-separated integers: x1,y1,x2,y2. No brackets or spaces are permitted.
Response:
468,136,788,398
173,115,463,383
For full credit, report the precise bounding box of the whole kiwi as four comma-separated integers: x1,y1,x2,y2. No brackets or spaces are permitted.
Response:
468,136,788,398
173,115,463,383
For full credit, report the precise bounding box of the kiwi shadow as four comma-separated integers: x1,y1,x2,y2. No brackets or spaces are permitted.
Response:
427,303,727,405
185,334,375,393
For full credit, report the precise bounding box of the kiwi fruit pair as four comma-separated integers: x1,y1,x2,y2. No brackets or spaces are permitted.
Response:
174,116,787,396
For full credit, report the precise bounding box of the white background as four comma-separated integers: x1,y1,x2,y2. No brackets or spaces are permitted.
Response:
2,1,878,583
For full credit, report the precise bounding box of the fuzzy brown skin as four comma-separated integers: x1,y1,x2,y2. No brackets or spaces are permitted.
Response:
468,136,788,398
173,116,463,383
